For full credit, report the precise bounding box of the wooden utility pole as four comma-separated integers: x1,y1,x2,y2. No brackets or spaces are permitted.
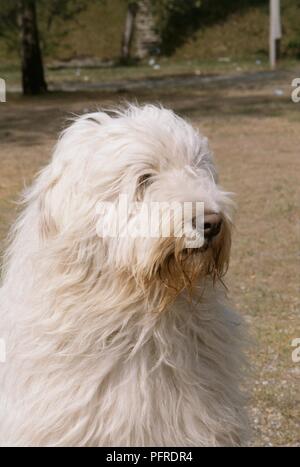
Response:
270,0,282,70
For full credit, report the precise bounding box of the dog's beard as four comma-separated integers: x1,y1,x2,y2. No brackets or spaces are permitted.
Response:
131,218,231,313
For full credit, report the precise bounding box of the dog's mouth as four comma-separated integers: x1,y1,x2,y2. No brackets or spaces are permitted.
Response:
181,238,211,256
160,239,212,280
151,228,230,312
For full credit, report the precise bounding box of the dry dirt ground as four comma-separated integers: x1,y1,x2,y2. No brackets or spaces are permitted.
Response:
0,69,299,446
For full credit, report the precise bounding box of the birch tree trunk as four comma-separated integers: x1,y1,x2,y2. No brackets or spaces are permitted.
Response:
134,0,159,60
121,1,138,62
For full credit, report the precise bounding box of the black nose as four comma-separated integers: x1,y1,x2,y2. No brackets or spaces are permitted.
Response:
204,213,222,240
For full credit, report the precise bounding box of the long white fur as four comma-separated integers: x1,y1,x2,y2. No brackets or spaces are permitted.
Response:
0,104,248,446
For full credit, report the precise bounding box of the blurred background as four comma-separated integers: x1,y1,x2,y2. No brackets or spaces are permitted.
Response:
0,0,299,446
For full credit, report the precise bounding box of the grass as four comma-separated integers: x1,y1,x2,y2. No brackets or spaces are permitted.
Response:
0,59,267,88
0,64,300,446
1,58,299,92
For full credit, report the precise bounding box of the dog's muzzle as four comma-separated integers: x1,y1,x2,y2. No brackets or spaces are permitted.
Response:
203,213,222,240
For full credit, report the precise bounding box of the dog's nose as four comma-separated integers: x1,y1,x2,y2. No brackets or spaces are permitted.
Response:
204,212,222,240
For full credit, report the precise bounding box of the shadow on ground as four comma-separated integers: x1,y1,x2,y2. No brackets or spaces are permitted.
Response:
1,68,299,146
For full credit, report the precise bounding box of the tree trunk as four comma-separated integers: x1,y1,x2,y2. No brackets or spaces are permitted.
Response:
121,1,138,62
134,0,160,60
19,0,47,95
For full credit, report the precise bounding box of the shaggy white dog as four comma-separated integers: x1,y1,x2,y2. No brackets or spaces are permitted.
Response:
0,104,248,447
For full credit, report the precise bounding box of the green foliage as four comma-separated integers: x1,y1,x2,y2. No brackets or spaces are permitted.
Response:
153,0,270,56
0,0,299,62
0,1,19,51
0,0,101,56
284,0,300,58
152,0,202,55
38,0,92,55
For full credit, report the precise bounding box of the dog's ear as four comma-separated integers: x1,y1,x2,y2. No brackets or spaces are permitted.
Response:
38,176,60,240
29,159,64,241
36,111,113,240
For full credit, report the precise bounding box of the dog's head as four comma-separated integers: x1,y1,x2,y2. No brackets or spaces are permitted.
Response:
36,105,233,309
